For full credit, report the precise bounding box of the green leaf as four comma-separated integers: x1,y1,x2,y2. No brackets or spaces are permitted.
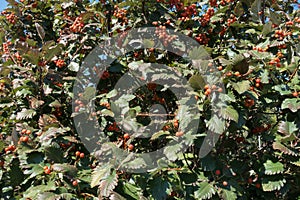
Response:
291,159,300,167
263,160,284,175
262,22,272,36
99,169,118,197
189,46,210,60
207,115,225,134
91,164,112,188
220,188,237,200
272,142,298,156
45,146,64,163
151,131,170,140
194,182,216,200
35,23,45,40
9,158,24,187
44,44,63,61
52,164,78,176
262,178,286,191
149,176,171,200
16,109,36,120
250,0,261,22
122,182,142,199
189,74,206,90
218,106,239,123
231,80,251,94
278,121,297,135
281,98,300,112
24,182,56,199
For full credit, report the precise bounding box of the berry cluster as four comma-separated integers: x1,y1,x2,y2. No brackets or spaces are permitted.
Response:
179,4,197,21
195,33,210,45
220,0,234,5
54,59,65,68
2,43,10,55
4,145,16,154
227,14,237,26
75,151,85,158
204,84,223,96
43,166,51,174
254,78,262,88
200,7,214,26
14,52,22,62
252,46,268,52
2,11,17,24
113,5,128,25
268,57,281,67
274,29,291,40
155,25,177,46
70,17,84,33
19,129,31,144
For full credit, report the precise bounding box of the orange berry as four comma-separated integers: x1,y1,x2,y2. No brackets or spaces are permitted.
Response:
292,91,298,97
222,181,228,186
123,133,130,139
204,84,210,90
217,87,223,93
75,151,80,157
128,144,134,151
43,166,49,170
234,71,240,77
175,131,184,137
217,66,223,71
21,129,27,134
25,130,31,135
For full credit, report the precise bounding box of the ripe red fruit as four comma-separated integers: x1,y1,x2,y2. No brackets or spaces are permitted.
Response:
75,151,80,157
21,129,27,134
43,166,49,170
79,153,85,158
44,168,51,174
255,183,261,188
255,78,261,83
25,130,31,135
123,133,130,139
215,169,221,175
292,91,298,97
222,181,228,186
128,144,134,151
72,180,78,186
22,136,29,142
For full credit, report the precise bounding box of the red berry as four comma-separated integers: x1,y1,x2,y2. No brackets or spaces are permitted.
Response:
123,133,130,139
44,168,51,174
72,180,78,186
222,181,228,186
128,144,134,151
292,91,298,97
215,169,221,175
79,153,85,158
255,183,261,188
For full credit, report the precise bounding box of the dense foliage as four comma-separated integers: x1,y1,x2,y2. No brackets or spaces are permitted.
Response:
0,0,300,199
